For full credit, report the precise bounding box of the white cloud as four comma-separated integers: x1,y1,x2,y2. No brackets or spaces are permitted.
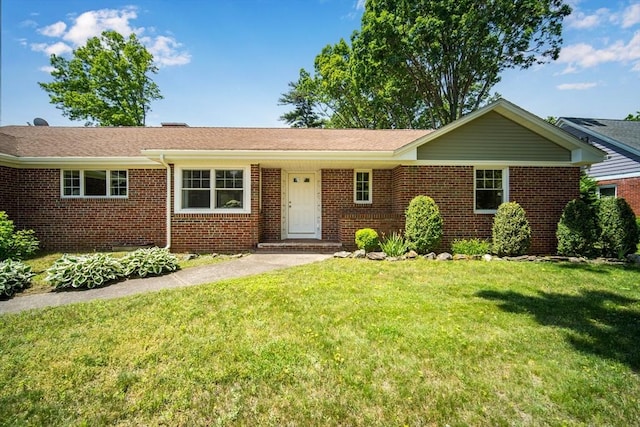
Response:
558,31,640,71
39,21,67,37
31,41,73,56
142,35,191,67
622,3,640,28
557,82,598,90
39,66,56,73
20,19,38,28
355,0,365,10
567,8,610,29
63,7,141,46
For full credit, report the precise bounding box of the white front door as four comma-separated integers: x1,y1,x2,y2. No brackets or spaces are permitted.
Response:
287,173,317,238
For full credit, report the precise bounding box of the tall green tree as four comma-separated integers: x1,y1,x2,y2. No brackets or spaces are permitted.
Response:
278,69,324,128
39,31,162,126
282,0,571,129
625,111,640,121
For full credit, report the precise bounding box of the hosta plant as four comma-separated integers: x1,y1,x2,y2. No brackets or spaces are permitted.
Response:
120,247,179,278
0,259,35,297
46,253,125,290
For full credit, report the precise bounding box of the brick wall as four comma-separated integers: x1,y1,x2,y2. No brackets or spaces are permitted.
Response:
170,164,261,253
0,165,18,219
12,168,166,251
260,168,281,241
597,177,640,215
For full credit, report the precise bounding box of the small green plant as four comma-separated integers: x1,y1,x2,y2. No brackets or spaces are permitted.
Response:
0,259,35,297
379,232,407,257
492,202,531,257
556,199,598,257
451,238,491,256
46,253,125,290
0,211,39,261
120,247,179,278
405,195,443,254
595,197,639,258
355,228,379,252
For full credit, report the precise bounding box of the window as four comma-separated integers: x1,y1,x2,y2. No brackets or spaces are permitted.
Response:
62,170,128,197
178,167,249,212
475,168,508,212
598,185,617,198
354,170,372,203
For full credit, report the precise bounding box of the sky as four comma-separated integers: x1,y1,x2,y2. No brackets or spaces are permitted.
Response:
1,0,639,128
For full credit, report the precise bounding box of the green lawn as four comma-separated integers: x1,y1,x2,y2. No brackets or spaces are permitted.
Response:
1,259,639,426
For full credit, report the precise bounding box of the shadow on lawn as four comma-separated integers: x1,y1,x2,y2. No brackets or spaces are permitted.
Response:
477,288,640,371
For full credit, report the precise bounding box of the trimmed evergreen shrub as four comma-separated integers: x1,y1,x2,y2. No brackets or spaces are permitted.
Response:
355,228,379,252
0,211,39,261
492,202,531,256
595,197,639,258
451,238,491,256
0,259,35,297
405,195,443,254
556,199,598,257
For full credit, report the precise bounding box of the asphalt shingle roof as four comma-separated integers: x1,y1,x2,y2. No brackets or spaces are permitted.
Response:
0,126,433,158
560,118,640,152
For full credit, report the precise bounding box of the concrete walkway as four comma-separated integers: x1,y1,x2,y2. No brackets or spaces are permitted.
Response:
0,253,331,315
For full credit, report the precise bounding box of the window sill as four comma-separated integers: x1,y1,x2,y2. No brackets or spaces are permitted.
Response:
175,208,251,214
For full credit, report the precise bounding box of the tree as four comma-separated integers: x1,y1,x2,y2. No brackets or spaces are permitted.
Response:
282,0,571,129
625,111,640,121
39,30,162,126
278,69,324,128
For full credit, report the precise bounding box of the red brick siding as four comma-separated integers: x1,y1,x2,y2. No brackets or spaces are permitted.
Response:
170,164,261,253
260,168,281,241
13,168,166,251
597,177,640,215
0,166,18,219
340,213,404,251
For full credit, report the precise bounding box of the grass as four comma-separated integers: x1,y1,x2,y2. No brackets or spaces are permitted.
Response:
1,259,639,425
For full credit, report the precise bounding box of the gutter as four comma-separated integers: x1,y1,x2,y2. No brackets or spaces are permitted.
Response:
159,154,172,250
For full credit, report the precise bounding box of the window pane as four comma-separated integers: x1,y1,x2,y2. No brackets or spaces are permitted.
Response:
215,170,243,189
475,169,504,210
63,170,80,196
182,189,210,208
84,170,107,196
183,170,210,189
110,170,127,196
599,187,616,197
216,189,243,208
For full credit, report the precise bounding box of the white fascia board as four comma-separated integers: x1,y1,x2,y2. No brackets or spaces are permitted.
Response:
142,149,398,163
0,156,162,169
408,159,576,167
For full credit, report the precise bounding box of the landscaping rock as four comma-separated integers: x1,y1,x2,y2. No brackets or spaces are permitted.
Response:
453,254,468,261
436,252,453,261
423,252,437,260
386,256,400,262
333,251,352,258
627,254,640,265
183,253,199,261
406,250,418,259
568,257,586,263
366,252,387,261
352,249,366,259
483,254,493,262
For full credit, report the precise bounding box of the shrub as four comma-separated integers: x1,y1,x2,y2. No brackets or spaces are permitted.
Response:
405,195,443,254
379,232,407,257
46,253,125,290
595,197,639,258
492,202,531,257
579,172,598,206
0,259,35,297
0,211,39,261
556,199,598,257
451,238,491,256
120,247,179,278
355,228,379,252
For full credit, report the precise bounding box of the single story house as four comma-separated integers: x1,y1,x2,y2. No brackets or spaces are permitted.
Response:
0,99,605,254
557,117,640,214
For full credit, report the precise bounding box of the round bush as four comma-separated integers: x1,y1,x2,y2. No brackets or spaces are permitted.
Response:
404,195,443,254
492,202,531,257
596,197,639,258
556,199,597,257
355,228,379,252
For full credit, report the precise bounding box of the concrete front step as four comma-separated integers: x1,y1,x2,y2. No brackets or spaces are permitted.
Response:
256,240,342,254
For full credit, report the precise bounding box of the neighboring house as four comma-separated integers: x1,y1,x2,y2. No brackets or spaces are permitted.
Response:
0,99,604,254
557,117,640,214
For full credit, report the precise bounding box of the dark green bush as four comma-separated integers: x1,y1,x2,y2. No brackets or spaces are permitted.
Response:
0,259,35,297
492,202,531,256
595,197,639,258
451,238,491,256
355,228,379,252
0,211,39,261
556,199,598,257
405,195,443,254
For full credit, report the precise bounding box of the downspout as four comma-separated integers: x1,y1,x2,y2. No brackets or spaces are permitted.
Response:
159,154,172,250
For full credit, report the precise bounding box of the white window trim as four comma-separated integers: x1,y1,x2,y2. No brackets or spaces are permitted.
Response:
60,169,128,199
474,167,509,214
354,169,372,204
174,166,251,214
597,184,617,198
